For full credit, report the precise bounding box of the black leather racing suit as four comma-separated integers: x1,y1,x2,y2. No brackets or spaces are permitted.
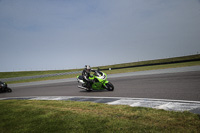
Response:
82,69,95,89
0,81,6,91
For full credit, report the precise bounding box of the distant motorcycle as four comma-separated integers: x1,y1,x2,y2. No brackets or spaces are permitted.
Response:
0,81,12,93
77,70,114,91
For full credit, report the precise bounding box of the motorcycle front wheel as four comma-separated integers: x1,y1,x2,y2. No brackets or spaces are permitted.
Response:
6,87,12,93
106,82,114,91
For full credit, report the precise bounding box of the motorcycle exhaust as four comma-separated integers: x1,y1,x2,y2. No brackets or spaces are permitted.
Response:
78,85,88,90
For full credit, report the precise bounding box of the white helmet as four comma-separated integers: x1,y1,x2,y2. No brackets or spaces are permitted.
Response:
85,65,91,73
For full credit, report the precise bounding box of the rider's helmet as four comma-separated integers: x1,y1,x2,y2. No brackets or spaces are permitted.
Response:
85,65,91,73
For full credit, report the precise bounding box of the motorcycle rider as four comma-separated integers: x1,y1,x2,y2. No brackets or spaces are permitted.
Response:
82,65,95,90
0,81,6,92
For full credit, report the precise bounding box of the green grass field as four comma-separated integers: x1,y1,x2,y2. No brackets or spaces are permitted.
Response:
0,100,199,133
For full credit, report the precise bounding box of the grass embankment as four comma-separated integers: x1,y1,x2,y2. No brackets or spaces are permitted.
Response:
99,54,200,70
0,69,82,79
0,100,199,133
0,54,200,84
103,60,200,75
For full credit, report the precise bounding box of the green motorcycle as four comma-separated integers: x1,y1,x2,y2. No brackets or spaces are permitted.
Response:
77,70,114,91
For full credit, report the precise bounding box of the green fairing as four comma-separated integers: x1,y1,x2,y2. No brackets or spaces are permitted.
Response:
89,76,94,80
77,70,114,91
87,72,109,90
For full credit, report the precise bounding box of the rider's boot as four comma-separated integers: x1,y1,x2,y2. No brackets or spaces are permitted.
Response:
86,82,92,91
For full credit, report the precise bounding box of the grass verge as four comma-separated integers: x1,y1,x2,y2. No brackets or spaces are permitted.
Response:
1,54,200,84
99,54,200,70
5,60,200,84
103,60,200,75
0,69,82,79
0,100,200,133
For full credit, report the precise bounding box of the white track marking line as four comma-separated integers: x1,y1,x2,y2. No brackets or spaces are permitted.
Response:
1,96,200,113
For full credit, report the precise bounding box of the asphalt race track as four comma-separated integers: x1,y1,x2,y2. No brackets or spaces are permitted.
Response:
1,70,200,101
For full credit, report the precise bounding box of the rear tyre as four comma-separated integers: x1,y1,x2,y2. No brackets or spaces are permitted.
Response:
106,82,114,91
86,89,92,92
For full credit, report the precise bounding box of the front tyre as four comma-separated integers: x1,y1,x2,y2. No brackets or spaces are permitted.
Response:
106,82,114,91
6,87,12,93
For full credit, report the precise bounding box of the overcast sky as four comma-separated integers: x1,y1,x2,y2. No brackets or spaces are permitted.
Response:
0,0,200,72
